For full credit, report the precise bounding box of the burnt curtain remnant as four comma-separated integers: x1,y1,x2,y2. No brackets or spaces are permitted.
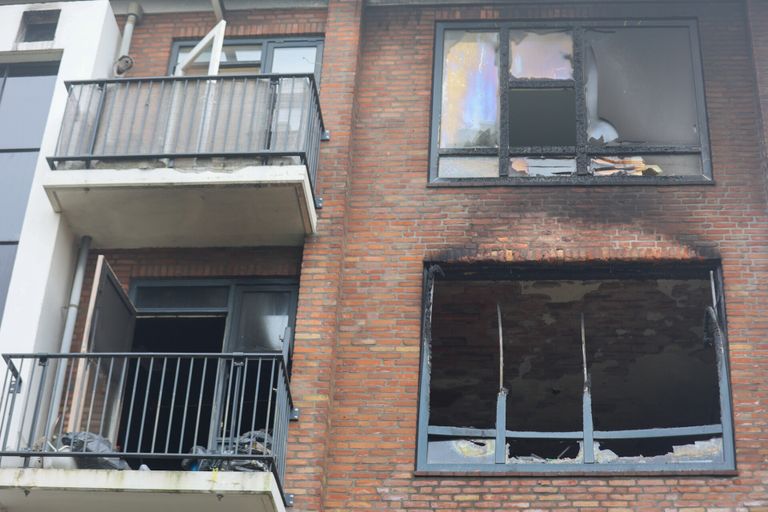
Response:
418,264,735,473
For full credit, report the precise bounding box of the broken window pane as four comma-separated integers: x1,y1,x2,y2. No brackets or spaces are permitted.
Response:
425,269,727,469
589,154,702,177
509,88,576,147
509,30,573,80
585,27,699,145
510,157,576,177
587,279,719,431
440,31,499,149
599,436,722,463
428,437,496,465
438,156,498,178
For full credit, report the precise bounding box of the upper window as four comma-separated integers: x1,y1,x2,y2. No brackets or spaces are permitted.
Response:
430,21,711,184
170,37,323,77
417,263,735,473
17,10,60,43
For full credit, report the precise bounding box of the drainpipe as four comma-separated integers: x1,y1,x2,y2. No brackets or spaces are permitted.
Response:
114,2,143,76
44,235,91,441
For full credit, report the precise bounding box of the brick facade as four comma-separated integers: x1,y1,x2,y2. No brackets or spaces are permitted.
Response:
100,1,768,510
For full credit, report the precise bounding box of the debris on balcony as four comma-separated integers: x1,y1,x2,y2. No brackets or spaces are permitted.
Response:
182,430,273,472
61,432,130,470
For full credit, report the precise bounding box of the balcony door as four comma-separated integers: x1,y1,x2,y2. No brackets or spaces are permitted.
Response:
68,255,135,440
73,265,297,468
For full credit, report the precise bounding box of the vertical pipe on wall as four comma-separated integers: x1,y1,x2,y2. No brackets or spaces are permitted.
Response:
44,235,91,440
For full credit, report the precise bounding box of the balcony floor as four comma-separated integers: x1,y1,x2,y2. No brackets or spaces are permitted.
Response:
0,468,284,512
43,164,317,248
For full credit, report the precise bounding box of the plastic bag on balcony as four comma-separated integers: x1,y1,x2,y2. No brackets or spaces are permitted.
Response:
60,431,130,470
181,430,272,472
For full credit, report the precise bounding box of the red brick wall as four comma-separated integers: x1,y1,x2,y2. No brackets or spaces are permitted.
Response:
286,1,365,509
120,9,327,77
320,2,768,511
105,1,768,510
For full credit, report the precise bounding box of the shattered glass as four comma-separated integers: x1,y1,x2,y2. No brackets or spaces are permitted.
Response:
440,31,500,149
509,30,573,80
510,157,576,178
585,27,699,145
589,155,702,177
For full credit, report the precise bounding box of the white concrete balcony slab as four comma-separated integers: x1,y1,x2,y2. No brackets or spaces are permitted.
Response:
0,469,285,512
43,164,316,247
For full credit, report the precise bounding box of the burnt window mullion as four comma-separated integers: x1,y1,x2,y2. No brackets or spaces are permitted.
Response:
573,27,590,176
499,26,510,177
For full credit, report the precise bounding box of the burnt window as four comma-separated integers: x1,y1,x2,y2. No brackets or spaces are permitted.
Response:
17,10,60,43
429,21,711,185
417,263,735,473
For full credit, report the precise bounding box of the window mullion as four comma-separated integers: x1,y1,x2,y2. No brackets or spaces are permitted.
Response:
498,26,510,177
573,27,589,176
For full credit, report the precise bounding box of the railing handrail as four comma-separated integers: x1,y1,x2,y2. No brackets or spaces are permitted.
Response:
2,352,288,359
62,73,325,133
1,352,294,409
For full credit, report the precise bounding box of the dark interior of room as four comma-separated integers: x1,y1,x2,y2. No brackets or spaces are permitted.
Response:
428,277,721,462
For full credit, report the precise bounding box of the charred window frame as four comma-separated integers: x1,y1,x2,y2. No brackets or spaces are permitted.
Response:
428,20,712,186
416,263,735,474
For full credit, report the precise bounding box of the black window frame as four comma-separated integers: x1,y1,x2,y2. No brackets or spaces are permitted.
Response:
129,278,300,366
428,20,713,186
416,261,736,475
168,37,324,78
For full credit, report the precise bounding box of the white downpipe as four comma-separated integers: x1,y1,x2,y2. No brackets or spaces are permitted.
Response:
44,235,91,439
118,2,143,58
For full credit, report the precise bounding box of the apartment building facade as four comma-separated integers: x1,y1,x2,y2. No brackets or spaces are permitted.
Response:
0,0,766,510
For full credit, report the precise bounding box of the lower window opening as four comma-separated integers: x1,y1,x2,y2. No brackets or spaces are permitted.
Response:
421,264,734,471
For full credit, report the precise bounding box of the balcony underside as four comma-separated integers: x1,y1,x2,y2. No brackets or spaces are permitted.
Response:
43,164,317,248
0,468,284,512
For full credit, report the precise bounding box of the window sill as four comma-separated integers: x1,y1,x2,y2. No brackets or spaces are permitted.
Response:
414,465,737,478
427,176,715,187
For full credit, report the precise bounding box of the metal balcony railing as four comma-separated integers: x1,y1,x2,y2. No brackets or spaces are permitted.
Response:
49,74,325,193
0,353,294,502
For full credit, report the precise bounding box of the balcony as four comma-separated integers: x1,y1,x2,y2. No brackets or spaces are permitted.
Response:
43,74,324,248
0,353,294,512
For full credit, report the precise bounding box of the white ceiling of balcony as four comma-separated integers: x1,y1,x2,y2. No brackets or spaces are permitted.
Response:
43,165,317,248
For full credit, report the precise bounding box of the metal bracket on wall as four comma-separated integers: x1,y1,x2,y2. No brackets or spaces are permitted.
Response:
290,407,300,421
321,130,331,141
285,493,295,507
315,197,324,210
